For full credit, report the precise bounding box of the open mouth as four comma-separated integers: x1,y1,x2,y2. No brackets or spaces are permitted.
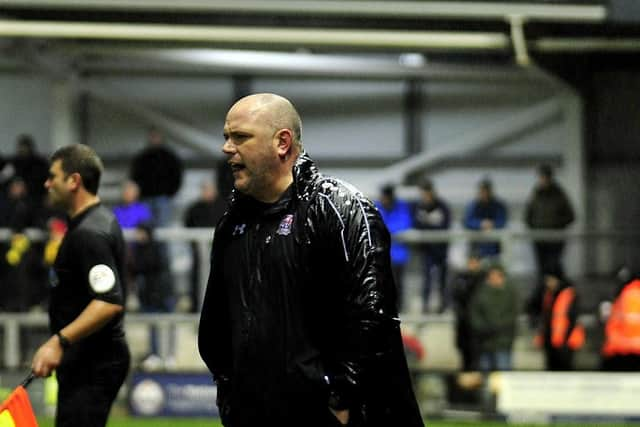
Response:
229,163,246,173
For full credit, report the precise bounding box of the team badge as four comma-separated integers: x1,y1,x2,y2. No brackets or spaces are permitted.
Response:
233,223,247,236
277,214,294,236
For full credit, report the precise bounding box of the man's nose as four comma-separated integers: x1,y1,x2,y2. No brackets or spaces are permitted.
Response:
222,140,236,154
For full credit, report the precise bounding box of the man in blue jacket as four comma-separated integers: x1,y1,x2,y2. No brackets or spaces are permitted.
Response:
463,178,507,259
375,184,413,313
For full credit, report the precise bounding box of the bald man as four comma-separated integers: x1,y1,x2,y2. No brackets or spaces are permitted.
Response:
198,94,423,427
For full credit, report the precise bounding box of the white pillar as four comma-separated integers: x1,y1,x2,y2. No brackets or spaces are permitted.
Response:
50,80,79,150
561,90,586,277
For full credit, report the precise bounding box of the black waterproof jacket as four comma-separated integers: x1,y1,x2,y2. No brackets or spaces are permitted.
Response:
524,182,575,230
198,153,423,427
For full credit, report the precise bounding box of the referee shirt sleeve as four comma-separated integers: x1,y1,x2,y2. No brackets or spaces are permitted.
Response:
73,229,125,306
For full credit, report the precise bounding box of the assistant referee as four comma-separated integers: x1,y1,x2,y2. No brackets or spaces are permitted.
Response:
31,144,130,427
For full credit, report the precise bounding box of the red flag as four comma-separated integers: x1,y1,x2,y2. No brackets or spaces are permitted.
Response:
0,385,39,427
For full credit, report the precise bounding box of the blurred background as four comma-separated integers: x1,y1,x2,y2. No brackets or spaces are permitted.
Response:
1,0,640,424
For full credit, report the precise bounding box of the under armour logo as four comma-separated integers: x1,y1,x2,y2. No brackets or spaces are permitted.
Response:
233,224,247,236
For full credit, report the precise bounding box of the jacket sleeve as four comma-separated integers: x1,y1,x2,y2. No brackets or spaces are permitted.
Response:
468,289,491,335
463,202,482,229
524,196,534,228
565,291,579,345
559,190,576,228
310,183,404,409
197,225,232,384
442,201,452,229
493,201,508,229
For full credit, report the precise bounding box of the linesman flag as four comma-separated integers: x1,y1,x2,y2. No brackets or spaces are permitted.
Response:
0,374,38,427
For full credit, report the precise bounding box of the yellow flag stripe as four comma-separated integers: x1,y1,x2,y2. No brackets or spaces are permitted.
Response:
0,409,17,427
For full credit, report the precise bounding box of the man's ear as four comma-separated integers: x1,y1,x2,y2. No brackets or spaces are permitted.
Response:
275,129,293,159
68,172,82,191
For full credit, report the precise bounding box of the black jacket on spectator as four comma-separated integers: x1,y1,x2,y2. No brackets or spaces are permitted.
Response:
129,228,173,310
525,182,575,230
11,152,49,202
130,145,184,198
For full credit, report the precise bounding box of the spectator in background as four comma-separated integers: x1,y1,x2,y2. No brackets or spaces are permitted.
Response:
183,178,227,313
524,164,575,327
412,179,451,313
8,134,49,210
112,180,153,312
0,153,10,191
463,178,507,260
0,176,63,314
469,262,518,372
534,267,585,371
128,222,175,370
600,267,640,371
129,127,184,226
451,250,485,371
112,180,153,230
0,177,34,232
375,183,413,313
0,177,38,312
524,164,575,274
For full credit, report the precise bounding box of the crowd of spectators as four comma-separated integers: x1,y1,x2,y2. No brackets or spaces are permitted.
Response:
372,167,612,374
1,132,638,375
0,135,62,313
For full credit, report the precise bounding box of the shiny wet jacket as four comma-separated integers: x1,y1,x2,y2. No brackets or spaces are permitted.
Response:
198,153,423,427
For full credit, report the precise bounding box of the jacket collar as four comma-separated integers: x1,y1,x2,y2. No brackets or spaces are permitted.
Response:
226,151,320,210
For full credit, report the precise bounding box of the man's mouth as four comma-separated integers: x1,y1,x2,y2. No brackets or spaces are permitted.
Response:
229,163,245,173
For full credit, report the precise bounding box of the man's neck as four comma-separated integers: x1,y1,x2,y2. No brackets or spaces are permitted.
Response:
70,193,101,218
258,174,293,204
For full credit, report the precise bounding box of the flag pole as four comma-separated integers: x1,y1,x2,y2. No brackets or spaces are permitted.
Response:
19,372,35,389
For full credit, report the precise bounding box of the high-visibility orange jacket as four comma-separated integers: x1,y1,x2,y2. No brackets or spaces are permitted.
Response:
602,279,640,357
537,286,585,350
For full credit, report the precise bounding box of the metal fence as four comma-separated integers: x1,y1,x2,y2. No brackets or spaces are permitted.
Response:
1,226,638,370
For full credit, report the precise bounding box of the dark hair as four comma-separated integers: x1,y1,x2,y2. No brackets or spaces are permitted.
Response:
51,144,104,195
478,177,492,191
538,164,553,178
16,134,35,153
420,179,434,192
381,183,395,198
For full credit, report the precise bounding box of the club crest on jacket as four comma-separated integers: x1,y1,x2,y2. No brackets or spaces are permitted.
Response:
277,214,294,236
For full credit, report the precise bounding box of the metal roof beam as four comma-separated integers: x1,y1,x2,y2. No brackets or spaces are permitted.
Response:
0,20,510,51
0,1,607,23
374,97,564,185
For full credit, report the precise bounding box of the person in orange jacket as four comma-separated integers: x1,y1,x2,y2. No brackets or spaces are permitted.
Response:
534,267,585,370
600,267,640,371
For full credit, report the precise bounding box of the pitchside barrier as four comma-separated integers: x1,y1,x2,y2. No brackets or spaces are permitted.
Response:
1,226,636,370
492,371,640,424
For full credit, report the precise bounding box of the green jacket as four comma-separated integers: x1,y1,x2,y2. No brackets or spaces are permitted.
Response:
469,279,519,352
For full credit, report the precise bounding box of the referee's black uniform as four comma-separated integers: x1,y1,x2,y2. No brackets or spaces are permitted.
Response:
50,203,130,427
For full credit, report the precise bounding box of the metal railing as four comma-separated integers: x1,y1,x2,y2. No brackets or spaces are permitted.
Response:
1,227,637,370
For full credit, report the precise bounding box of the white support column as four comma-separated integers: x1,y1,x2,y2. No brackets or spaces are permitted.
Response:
5,318,20,369
50,80,79,149
560,90,586,277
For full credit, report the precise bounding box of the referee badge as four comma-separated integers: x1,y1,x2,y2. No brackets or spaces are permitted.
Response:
88,264,116,293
